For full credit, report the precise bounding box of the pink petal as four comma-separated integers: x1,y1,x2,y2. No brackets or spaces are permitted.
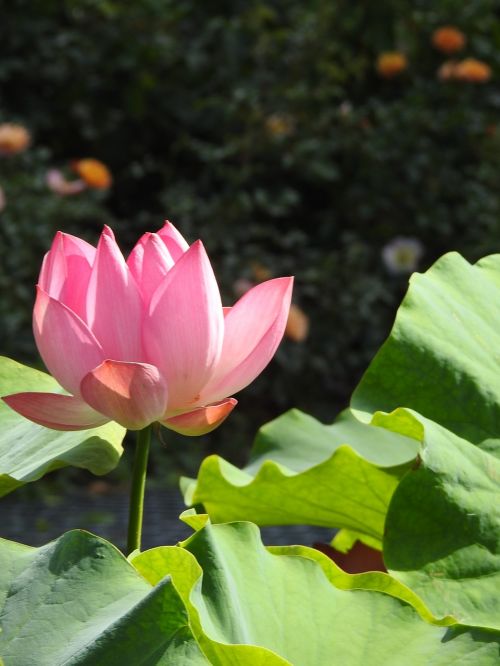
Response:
2,392,109,431
85,227,143,360
127,232,174,282
144,241,224,411
157,221,189,262
33,287,104,395
126,232,149,283
162,398,237,436
38,233,66,298
80,360,168,430
202,277,293,403
135,234,174,305
39,232,96,320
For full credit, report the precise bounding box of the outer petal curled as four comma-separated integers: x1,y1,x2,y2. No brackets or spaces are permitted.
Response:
201,277,293,404
162,398,237,436
34,287,104,395
80,360,168,430
2,392,109,431
144,241,224,411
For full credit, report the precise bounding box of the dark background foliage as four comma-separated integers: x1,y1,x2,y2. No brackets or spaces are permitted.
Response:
2,0,500,480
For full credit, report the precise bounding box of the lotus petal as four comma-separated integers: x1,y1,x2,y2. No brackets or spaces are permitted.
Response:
162,398,237,436
202,277,293,403
33,287,104,395
2,392,109,431
81,360,168,430
144,241,224,411
157,221,189,261
86,227,142,360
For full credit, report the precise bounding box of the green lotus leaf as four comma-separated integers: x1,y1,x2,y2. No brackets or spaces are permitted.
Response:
382,412,500,631
133,521,500,665
0,530,208,665
0,357,125,496
352,252,500,459
182,408,419,544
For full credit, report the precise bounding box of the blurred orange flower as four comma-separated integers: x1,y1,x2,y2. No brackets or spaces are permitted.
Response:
73,158,112,189
376,52,408,79
285,304,309,343
437,60,458,81
0,123,31,156
454,58,492,83
432,26,466,54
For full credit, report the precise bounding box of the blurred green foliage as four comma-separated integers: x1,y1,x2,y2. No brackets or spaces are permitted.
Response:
2,0,500,468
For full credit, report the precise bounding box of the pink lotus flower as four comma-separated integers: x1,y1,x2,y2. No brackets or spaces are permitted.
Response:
3,223,293,435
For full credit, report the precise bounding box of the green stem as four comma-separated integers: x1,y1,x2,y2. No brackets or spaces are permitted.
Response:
126,425,152,555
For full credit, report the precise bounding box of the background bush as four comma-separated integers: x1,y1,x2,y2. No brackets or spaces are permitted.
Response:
2,0,500,471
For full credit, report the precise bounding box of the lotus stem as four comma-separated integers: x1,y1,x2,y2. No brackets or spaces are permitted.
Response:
126,424,152,555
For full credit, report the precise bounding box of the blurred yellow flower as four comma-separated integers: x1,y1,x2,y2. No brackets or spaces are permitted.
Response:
454,58,492,83
376,52,408,79
432,26,466,54
265,113,295,138
73,158,112,189
0,123,31,156
285,304,309,343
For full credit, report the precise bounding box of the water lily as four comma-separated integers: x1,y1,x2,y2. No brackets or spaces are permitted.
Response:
3,223,293,436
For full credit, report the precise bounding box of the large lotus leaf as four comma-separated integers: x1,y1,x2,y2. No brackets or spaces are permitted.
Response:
352,252,500,459
0,357,125,496
0,530,208,665
133,521,500,666
182,408,418,543
381,411,500,631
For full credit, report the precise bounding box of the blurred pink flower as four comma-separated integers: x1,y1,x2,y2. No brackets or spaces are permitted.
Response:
233,278,255,297
3,223,293,435
46,169,86,196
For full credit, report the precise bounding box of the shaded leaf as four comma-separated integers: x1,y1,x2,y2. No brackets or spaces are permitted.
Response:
383,413,500,631
0,357,125,496
0,530,208,665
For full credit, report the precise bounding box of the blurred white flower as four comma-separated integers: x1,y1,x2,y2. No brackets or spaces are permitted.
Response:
382,237,424,275
339,101,353,117
46,169,86,196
